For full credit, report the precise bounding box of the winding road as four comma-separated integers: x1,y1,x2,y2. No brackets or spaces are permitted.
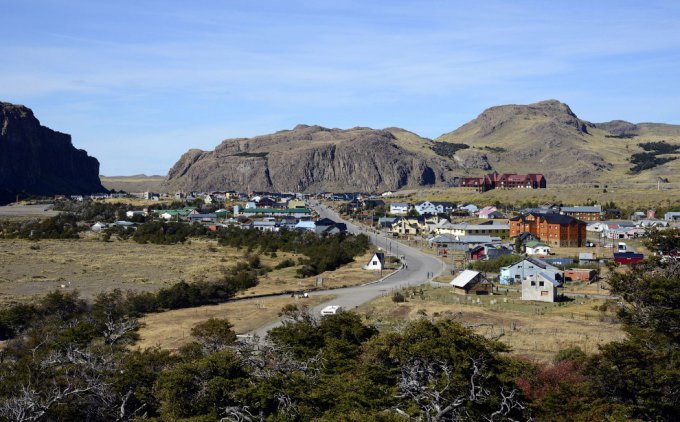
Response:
251,202,445,338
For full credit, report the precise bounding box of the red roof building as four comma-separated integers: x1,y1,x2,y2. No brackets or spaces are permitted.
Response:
461,172,546,192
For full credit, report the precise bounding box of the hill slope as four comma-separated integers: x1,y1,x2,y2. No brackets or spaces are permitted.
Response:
0,102,105,204
436,100,680,184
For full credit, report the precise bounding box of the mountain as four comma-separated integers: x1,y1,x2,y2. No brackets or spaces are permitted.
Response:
166,100,680,192
163,125,490,193
436,100,680,184
0,102,105,204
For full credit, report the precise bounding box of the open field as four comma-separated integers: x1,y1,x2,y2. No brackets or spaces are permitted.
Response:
395,185,680,210
136,295,334,350
100,175,166,192
359,285,625,362
0,238,383,305
0,203,60,221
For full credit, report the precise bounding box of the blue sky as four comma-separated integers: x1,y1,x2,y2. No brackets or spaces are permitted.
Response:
2,1,680,175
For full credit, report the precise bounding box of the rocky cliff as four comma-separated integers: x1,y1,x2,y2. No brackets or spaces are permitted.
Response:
163,125,490,192
0,102,105,204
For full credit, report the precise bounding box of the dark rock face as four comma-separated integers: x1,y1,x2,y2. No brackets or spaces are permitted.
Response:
0,102,105,204
593,120,639,137
163,126,467,193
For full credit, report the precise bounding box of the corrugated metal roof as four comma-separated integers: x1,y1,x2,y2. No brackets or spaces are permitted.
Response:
450,270,480,287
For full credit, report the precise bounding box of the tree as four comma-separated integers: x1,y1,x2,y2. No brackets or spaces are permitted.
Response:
190,318,238,353
584,244,680,420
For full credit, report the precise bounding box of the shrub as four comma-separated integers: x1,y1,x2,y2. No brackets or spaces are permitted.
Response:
392,292,405,303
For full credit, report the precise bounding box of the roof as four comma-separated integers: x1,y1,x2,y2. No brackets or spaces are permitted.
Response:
456,235,499,243
449,223,509,231
525,240,549,248
242,208,311,213
450,270,481,288
561,206,602,213
538,271,562,286
510,212,582,225
390,202,409,207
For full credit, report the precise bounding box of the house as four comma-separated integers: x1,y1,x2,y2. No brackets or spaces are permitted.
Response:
440,222,509,239
468,244,512,261
378,217,397,229
477,206,504,219
524,241,551,256
253,220,279,232
414,201,454,215
578,252,597,263
314,218,347,234
509,213,587,247
613,252,644,265
364,252,385,271
458,204,479,214
126,210,146,218
391,216,424,236
427,234,458,249
560,205,603,222
187,213,218,223
664,211,680,221
461,172,546,192
91,222,108,232
500,257,563,285
390,202,410,215
450,270,494,295
521,272,561,302
294,221,316,232
564,269,598,282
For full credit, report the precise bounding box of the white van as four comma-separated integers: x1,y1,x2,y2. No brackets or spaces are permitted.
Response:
320,305,343,316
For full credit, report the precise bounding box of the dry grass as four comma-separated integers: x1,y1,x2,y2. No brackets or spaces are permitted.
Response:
394,185,680,210
136,295,334,350
0,238,384,305
359,285,624,362
100,175,165,193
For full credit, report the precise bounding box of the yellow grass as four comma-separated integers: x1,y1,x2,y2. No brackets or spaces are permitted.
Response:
136,295,334,350
359,285,625,362
393,186,680,210
0,238,383,305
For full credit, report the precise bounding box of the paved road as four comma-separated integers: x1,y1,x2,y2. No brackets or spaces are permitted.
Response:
251,202,445,338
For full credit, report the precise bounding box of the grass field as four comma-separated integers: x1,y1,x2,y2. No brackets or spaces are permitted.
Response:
100,175,165,193
136,294,334,350
394,185,680,210
0,238,383,305
359,285,624,362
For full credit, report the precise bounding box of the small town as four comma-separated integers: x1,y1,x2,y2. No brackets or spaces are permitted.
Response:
2,2,680,420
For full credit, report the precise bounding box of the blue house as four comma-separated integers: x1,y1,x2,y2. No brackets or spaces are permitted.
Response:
499,257,563,285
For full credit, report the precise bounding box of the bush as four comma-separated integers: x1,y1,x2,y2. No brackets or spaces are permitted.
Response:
392,292,405,303
469,254,523,273
275,258,296,269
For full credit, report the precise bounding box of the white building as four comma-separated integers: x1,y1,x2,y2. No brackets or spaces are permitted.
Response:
363,252,385,270
390,202,410,215
521,272,561,302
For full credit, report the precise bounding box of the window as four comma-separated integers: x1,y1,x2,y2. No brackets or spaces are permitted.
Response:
531,281,536,286
372,261,377,265
539,281,544,286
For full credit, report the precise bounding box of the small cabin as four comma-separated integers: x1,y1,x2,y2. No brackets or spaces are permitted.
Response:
450,270,494,295
364,252,385,271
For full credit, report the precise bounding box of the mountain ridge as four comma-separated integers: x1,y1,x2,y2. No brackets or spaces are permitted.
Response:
162,99,680,192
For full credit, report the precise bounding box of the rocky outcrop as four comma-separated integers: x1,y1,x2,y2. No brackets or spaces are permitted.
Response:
0,102,105,204
164,125,481,192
